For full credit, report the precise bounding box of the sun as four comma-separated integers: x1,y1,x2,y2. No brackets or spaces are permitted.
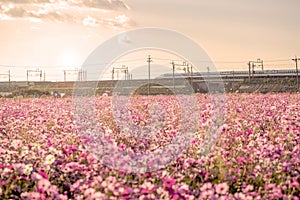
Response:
61,51,81,69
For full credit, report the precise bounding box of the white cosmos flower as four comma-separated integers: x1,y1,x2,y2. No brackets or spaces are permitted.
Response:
23,164,33,175
45,154,55,165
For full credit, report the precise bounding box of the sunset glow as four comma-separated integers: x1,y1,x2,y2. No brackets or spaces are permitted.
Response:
0,0,299,81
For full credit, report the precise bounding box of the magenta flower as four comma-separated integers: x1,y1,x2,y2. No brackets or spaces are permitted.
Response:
236,108,243,113
163,177,176,188
38,170,48,179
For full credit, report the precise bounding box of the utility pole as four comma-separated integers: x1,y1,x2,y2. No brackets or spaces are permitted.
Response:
147,55,152,96
78,70,87,81
8,70,10,85
248,59,263,81
63,69,85,82
170,61,189,90
171,61,175,90
40,70,42,81
292,56,300,91
190,65,193,88
252,62,255,78
257,58,264,71
253,59,263,78
112,66,128,80
27,68,43,84
0,70,11,85
248,61,251,82
123,66,128,80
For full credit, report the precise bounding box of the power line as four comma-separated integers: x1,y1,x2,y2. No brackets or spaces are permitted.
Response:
0,58,146,69
0,56,298,82
0,57,294,69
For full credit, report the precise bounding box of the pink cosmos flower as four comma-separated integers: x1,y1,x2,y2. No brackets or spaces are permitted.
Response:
24,192,41,200
163,177,176,188
84,188,96,198
236,108,243,113
37,179,51,192
215,182,229,195
38,170,49,179
201,183,212,191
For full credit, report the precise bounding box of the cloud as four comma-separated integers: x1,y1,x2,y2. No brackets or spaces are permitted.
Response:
81,14,133,29
0,0,52,4
81,0,130,10
0,0,133,29
5,6,26,18
0,0,130,10
82,16,98,27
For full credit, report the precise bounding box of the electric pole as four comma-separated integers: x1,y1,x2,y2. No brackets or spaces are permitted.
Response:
292,56,300,91
8,70,10,85
27,68,43,84
0,70,11,85
190,65,193,88
257,58,264,71
40,70,42,81
248,62,251,82
171,61,175,90
63,69,85,82
170,61,189,90
248,59,263,82
112,66,128,80
252,62,255,78
147,55,152,96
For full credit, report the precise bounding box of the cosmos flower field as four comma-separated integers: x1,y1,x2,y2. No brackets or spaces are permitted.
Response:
0,93,299,199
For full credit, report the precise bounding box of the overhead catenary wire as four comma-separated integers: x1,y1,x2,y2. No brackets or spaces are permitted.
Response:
0,56,298,82
0,58,147,69
0,57,294,69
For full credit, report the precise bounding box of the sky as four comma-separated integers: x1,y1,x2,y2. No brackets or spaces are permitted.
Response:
0,0,299,81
